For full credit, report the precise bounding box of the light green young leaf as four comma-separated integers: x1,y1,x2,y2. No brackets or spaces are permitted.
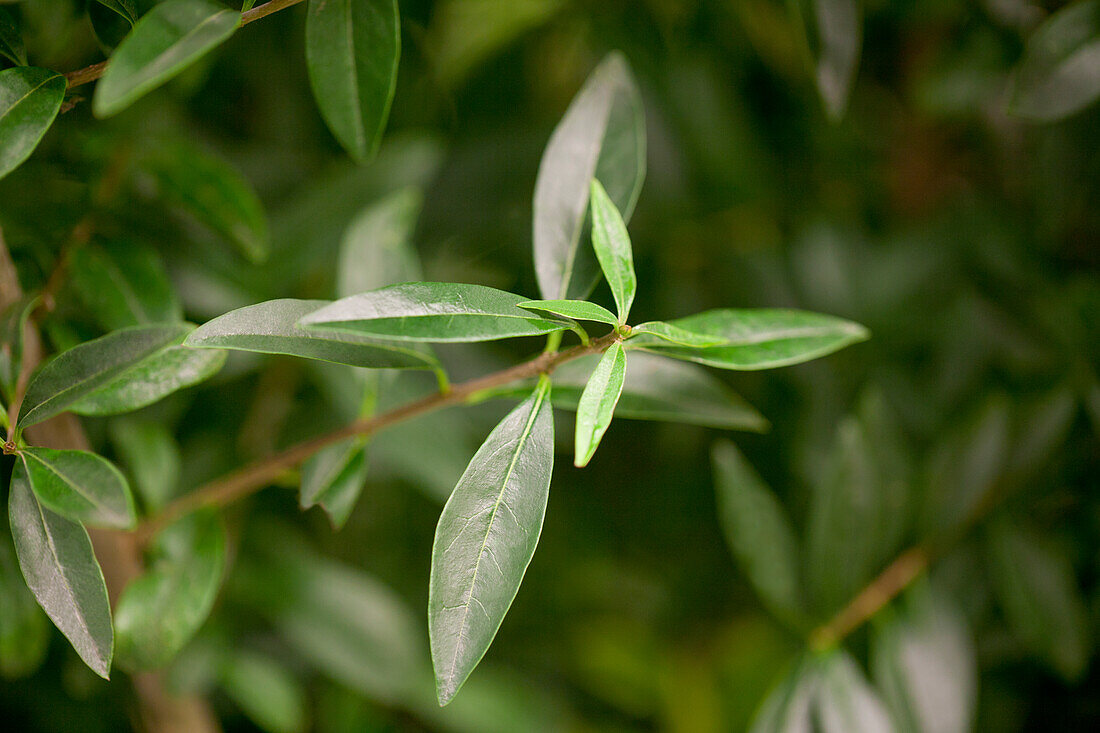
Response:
0,67,66,181
630,308,868,370
1010,0,1100,121
301,282,571,343
220,650,308,733
430,378,554,705
712,440,805,625
534,52,646,301
300,437,370,529
93,0,241,117
89,0,139,49
0,537,49,679
114,510,226,671
0,8,27,66
588,179,636,322
574,342,626,467
338,188,424,299
8,471,113,679
630,321,726,347
108,418,181,512
306,0,400,162
20,447,135,529
68,242,183,330
805,0,861,119
518,299,619,326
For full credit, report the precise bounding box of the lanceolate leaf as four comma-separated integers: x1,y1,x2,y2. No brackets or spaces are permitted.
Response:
429,378,554,705
300,437,370,529
108,418,181,512
814,649,894,733
93,0,242,118
0,67,66,181
114,510,227,670
0,535,49,679
338,188,424,299
68,242,183,330
588,179,636,322
306,0,400,162
20,448,136,529
8,472,113,679
300,282,571,343
89,0,139,49
806,0,861,120
518,299,619,326
0,8,27,67
186,298,437,368
534,52,646,301
0,295,36,404
219,650,308,733
748,655,818,733
574,342,626,467
1010,0,1100,121
630,321,726,347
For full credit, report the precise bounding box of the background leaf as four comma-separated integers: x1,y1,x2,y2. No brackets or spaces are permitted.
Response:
1010,0,1100,121
337,187,424,298
67,241,182,330
88,0,139,50
219,649,308,733
0,8,27,66
574,342,626,467
804,0,862,119
300,436,370,529
0,67,65,181
0,534,49,679
108,417,181,512
814,649,893,733
19,447,135,529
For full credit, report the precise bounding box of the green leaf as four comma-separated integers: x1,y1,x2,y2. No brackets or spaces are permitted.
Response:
630,321,726,347
588,179,636,322
712,440,805,625
534,52,646,301
0,8,27,66
68,242,182,330
630,308,868,370
19,447,135,529
814,649,893,733
0,536,49,679
986,514,1090,681
301,282,571,343
93,0,241,117
0,67,66,181
1010,0,1100,121
300,437,370,529
305,0,400,162
89,0,139,49
338,187,424,299
93,0,139,25
18,324,223,427
518,299,619,326
186,298,437,368
805,0,861,119
574,342,625,467
0,295,35,404
429,378,554,705
108,418,181,512
748,655,817,733
8,470,113,679
114,510,227,670
220,650,308,733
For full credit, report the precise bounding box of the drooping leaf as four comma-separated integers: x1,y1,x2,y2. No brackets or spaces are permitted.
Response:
429,378,554,705
220,649,308,733
518,299,619,326
92,0,138,24
114,510,227,670
300,437,370,529
0,536,49,679
108,418,181,512
588,179,636,322
0,295,35,404
1010,0,1100,121
68,242,182,330
338,187,424,299
8,471,113,679
630,308,868,370
300,282,571,343
712,440,805,625
93,0,241,117
19,447,135,529
748,655,818,733
89,0,139,49
0,8,27,66
305,0,400,162
814,649,894,733
0,67,66,181
803,0,862,119
630,321,726,347
534,52,646,301
574,342,625,467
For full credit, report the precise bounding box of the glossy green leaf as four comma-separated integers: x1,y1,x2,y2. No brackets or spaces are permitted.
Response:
1010,0,1100,121
0,67,66,181
588,179,636,321
305,0,400,162
630,321,726,347
712,440,805,625
804,0,861,119
220,650,308,733
8,471,113,679
987,515,1090,681
115,510,226,670
0,8,26,66
93,0,241,117
574,342,625,467
19,447,135,529
630,308,868,370
186,298,436,369
68,242,182,330
518,299,618,326
300,437,370,529
93,0,138,24
814,649,894,733
0,295,35,404
430,378,554,705
108,418,181,512
0,536,49,679
534,52,646,301
301,282,571,343
338,187,424,299
89,0,139,49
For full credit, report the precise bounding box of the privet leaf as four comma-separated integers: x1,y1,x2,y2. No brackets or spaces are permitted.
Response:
338,187,424,298
114,510,227,670
814,649,894,733
0,295,35,404
89,0,139,49
630,321,726,347
20,447,136,529
0,536,49,679
574,342,626,467
300,282,571,343
108,418,181,512
806,0,861,119
0,67,66,181
518,299,619,326
0,8,27,66
68,242,183,330
300,437,370,529
534,52,646,301
186,298,437,369
588,179,636,322
219,650,308,733
305,0,400,162
1010,0,1100,121
8,471,113,679
712,440,805,625
93,0,241,117
93,0,138,25
429,378,554,705
748,655,818,733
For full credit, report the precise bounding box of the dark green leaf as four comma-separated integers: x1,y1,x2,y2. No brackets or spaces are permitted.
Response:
0,8,26,66
630,321,726,347
574,342,625,467
429,378,554,705
8,471,113,679
93,0,241,117
93,0,138,24
0,536,49,679
186,298,436,369
338,187,424,299
20,447,135,529
1010,0,1100,121
518,299,619,326
108,418,181,512
89,0,139,49
300,437,369,529
534,52,646,301
68,242,182,330
0,295,35,404
220,650,308,733
301,282,571,343
306,0,400,162
588,179,636,322
0,67,66,181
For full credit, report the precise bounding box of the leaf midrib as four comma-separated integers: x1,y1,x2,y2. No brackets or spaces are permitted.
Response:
0,72,60,127
23,452,117,520
133,9,237,86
